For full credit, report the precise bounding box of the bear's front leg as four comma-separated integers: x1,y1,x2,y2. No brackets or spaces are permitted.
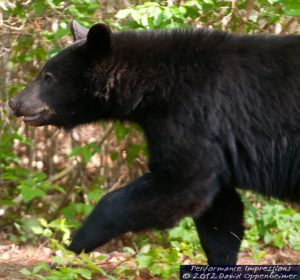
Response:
68,173,219,254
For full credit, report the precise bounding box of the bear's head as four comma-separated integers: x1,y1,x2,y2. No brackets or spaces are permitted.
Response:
9,21,114,129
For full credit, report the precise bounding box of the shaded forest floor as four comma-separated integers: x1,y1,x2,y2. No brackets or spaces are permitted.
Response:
0,236,299,280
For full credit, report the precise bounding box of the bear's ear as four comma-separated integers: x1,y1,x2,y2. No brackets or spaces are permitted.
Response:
86,23,113,58
70,20,89,42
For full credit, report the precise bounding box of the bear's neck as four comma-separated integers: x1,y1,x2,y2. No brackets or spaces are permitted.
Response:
93,29,228,125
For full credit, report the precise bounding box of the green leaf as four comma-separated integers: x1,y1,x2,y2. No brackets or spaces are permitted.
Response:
203,0,214,4
110,151,119,161
283,8,300,16
33,172,47,181
48,46,62,57
31,225,44,235
46,0,56,9
131,10,142,25
115,9,131,19
82,148,93,164
78,268,92,279
114,123,130,140
141,14,149,27
137,255,153,268
87,188,103,203
52,255,66,266
39,218,48,227
274,233,285,248
149,263,163,275
167,248,179,262
263,231,273,244
33,2,46,17
127,144,142,164
69,146,83,157
19,185,45,203
32,263,49,274
20,268,31,276
123,246,136,255
139,244,151,254
43,228,53,237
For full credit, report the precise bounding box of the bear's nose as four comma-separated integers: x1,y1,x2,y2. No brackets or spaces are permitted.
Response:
8,99,17,111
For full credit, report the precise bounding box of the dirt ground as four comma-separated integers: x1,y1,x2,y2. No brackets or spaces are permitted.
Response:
0,239,299,280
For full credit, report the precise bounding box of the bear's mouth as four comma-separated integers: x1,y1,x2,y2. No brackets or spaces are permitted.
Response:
22,110,52,126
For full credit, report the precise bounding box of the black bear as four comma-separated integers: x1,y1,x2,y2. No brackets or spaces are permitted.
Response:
9,20,300,265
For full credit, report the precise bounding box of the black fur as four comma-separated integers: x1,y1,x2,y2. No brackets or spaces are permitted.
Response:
9,21,300,264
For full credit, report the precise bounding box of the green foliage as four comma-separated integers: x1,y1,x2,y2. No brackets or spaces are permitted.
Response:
112,122,147,164
116,2,189,29
18,172,64,203
16,196,300,279
115,0,300,32
19,217,201,280
20,218,115,280
242,195,300,251
69,142,101,165
133,218,204,279
33,218,71,244
3,0,100,79
1,0,300,279
0,122,28,168
283,0,300,16
60,202,95,228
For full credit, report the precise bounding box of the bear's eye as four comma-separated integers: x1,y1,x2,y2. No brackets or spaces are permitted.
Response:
44,72,54,84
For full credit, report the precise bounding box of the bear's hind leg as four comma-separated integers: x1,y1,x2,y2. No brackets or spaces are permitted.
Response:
194,187,244,265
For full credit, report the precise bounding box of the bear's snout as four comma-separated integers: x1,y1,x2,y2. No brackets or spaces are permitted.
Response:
8,98,23,117
8,96,27,117
8,92,54,127
8,99,16,111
